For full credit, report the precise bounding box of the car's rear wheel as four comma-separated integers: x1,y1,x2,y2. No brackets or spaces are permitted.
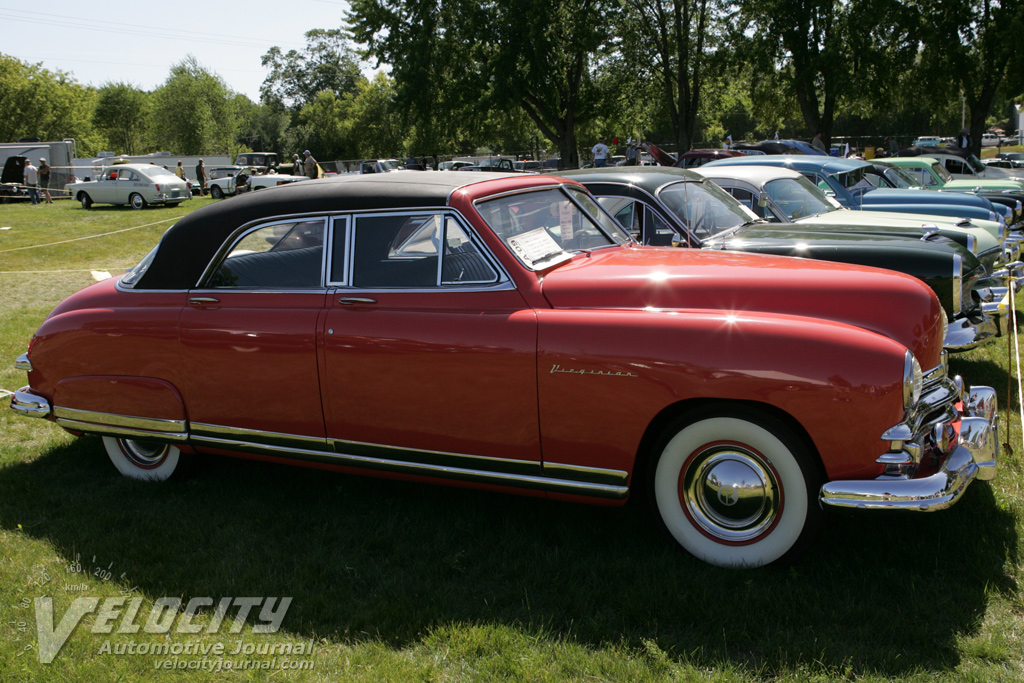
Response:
649,408,821,568
101,437,189,481
78,192,92,209
210,185,224,199
129,193,146,210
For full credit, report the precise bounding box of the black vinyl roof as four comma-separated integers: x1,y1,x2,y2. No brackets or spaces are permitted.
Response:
136,173,498,289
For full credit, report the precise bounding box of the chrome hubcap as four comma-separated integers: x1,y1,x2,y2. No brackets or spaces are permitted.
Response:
681,446,780,542
119,439,168,468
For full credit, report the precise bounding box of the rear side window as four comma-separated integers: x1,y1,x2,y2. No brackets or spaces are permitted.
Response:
207,220,325,288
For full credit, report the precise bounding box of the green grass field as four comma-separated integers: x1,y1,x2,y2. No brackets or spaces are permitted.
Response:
2,197,1024,681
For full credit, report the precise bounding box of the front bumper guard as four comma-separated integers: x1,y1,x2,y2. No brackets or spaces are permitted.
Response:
820,385,998,511
943,313,998,351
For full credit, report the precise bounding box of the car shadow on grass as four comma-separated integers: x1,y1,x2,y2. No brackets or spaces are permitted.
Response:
0,435,1017,677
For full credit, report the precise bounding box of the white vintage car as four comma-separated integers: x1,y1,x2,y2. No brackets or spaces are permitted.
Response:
67,164,191,209
207,168,308,199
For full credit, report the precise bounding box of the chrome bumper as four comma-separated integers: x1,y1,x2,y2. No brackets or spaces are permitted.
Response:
820,385,998,511
943,313,998,351
10,386,51,418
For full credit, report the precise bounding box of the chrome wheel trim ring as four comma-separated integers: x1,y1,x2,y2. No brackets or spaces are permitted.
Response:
118,439,170,469
680,445,781,543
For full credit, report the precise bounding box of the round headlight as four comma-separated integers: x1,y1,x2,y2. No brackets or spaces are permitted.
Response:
903,350,923,411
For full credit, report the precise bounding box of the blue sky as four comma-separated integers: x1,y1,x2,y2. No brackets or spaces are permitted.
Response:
0,1,355,101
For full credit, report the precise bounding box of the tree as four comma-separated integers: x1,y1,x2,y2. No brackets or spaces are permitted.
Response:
261,29,363,109
618,0,722,151
150,56,238,155
93,82,150,155
915,0,1024,157
0,53,96,145
738,0,919,146
349,0,615,167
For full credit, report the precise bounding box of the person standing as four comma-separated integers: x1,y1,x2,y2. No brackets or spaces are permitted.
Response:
591,137,610,167
303,150,318,179
625,139,639,166
888,136,899,156
811,131,827,153
291,154,302,175
956,128,971,149
175,160,185,179
23,159,39,204
195,159,207,196
38,158,53,204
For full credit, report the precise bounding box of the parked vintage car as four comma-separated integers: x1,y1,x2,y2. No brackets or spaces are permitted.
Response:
207,168,308,199
900,146,1024,182
66,164,191,209
10,173,999,568
675,149,746,168
234,152,279,173
564,166,1000,351
702,155,1012,269
0,155,30,202
873,158,1023,227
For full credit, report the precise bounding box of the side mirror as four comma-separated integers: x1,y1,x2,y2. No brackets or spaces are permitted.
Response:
758,194,769,208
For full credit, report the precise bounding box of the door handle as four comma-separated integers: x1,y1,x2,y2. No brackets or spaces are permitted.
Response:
189,297,219,305
337,297,377,305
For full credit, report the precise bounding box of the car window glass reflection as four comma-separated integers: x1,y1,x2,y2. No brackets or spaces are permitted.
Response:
207,220,325,288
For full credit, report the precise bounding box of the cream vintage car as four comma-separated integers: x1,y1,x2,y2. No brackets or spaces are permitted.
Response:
67,164,191,209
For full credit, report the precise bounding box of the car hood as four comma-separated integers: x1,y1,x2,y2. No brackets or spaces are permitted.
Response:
862,188,994,210
719,223,969,257
540,247,942,365
799,209,1001,252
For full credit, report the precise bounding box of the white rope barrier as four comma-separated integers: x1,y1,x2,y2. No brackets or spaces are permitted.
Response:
0,217,175,254
1011,280,1024,454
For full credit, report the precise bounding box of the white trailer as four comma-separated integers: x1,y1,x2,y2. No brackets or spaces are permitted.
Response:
0,139,78,198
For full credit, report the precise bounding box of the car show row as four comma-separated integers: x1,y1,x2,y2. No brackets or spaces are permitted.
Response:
10,142,1022,567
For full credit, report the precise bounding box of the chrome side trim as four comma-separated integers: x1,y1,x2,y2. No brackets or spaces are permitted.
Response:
53,407,186,433
56,418,189,444
191,422,329,451
10,386,50,418
189,422,628,498
15,353,33,372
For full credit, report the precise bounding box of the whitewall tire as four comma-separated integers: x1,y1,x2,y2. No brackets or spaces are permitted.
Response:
102,437,185,481
651,410,821,568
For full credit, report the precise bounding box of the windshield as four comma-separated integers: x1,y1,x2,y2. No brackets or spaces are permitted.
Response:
878,165,919,188
657,180,759,239
379,160,402,171
966,155,987,173
476,188,620,270
763,176,836,220
930,162,953,183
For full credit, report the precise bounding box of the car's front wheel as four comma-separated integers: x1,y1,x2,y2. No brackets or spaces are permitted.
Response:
78,192,92,209
649,408,821,568
210,185,224,199
129,193,146,210
101,437,189,481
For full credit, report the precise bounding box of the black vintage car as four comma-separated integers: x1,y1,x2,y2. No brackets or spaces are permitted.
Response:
561,166,998,352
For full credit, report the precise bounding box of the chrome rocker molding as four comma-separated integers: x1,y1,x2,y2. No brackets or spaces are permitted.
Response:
53,406,189,443
190,422,629,500
820,384,998,511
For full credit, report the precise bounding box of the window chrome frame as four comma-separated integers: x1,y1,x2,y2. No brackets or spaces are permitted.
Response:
342,208,510,290
197,215,330,290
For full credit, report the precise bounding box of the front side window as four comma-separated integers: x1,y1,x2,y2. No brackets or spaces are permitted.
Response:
931,163,953,183
207,219,325,288
476,188,620,270
351,213,499,288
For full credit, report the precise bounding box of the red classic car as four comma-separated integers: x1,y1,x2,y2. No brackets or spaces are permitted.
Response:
10,173,999,567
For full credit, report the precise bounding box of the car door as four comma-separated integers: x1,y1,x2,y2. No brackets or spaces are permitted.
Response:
178,218,330,450
320,211,542,474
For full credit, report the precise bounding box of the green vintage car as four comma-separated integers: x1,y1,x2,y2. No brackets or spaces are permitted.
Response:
562,166,1002,351
882,157,1024,226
